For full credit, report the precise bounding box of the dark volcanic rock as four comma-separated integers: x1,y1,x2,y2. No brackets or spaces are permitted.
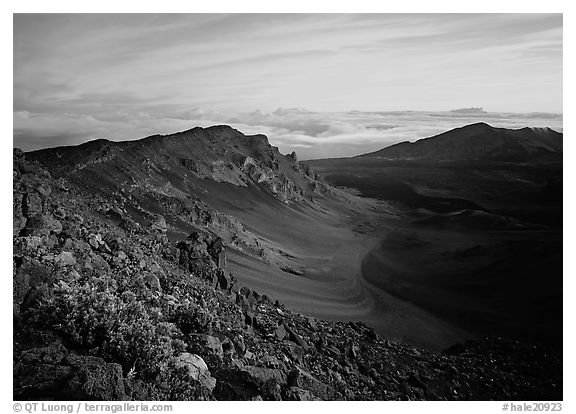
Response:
190,334,223,359
55,251,76,267
287,343,306,363
173,353,217,392
21,215,62,237
65,354,126,400
284,386,319,401
288,366,341,400
208,237,227,269
285,325,311,351
240,366,288,388
14,343,126,401
23,192,43,217
275,324,288,341
13,256,51,306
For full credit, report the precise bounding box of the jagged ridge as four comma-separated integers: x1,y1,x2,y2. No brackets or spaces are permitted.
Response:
27,125,328,204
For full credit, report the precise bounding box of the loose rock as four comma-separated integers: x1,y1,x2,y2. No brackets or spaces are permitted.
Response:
173,353,217,392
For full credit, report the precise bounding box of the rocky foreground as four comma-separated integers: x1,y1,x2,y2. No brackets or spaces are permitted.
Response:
13,149,562,401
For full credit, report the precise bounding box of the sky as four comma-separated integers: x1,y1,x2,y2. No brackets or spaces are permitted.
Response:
13,13,563,158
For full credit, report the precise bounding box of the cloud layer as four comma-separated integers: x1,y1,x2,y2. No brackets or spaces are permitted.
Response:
14,105,563,159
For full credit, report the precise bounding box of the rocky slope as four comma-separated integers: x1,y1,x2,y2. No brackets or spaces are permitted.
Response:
24,126,340,273
27,125,328,204
13,129,562,401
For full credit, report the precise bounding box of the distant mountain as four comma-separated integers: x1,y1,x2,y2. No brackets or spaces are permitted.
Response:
358,122,562,162
450,107,486,114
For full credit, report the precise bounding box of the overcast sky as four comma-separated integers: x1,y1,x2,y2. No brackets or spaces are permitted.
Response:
13,13,563,158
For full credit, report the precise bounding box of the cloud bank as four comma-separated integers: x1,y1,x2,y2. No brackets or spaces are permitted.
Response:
14,105,563,159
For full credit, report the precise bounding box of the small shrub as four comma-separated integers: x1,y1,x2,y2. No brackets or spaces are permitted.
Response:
28,270,190,384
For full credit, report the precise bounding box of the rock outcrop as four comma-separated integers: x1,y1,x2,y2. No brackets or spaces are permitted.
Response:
26,126,331,204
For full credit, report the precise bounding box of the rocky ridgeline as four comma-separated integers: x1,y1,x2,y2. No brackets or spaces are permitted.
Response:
26,126,331,205
13,149,562,401
169,128,331,204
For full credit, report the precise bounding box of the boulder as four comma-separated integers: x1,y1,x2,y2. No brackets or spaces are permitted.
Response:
239,286,252,298
284,386,320,401
84,253,110,272
177,235,213,269
285,326,310,351
162,246,180,262
244,310,257,327
307,317,318,331
261,355,283,369
262,379,282,401
13,193,26,235
233,334,246,355
221,338,235,357
315,336,327,351
208,237,226,269
88,236,100,250
287,366,340,400
143,272,161,291
19,342,68,366
275,324,287,341
216,270,231,290
346,343,360,359
23,192,43,217
14,257,51,306
206,272,219,289
150,215,167,232
287,343,305,363
55,251,77,267
13,147,24,158
247,290,260,305
173,353,216,392
64,354,126,400
14,362,73,400
190,334,223,359
236,293,252,312
105,207,123,221
187,231,207,244
240,366,287,387
21,215,62,237
325,345,341,359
